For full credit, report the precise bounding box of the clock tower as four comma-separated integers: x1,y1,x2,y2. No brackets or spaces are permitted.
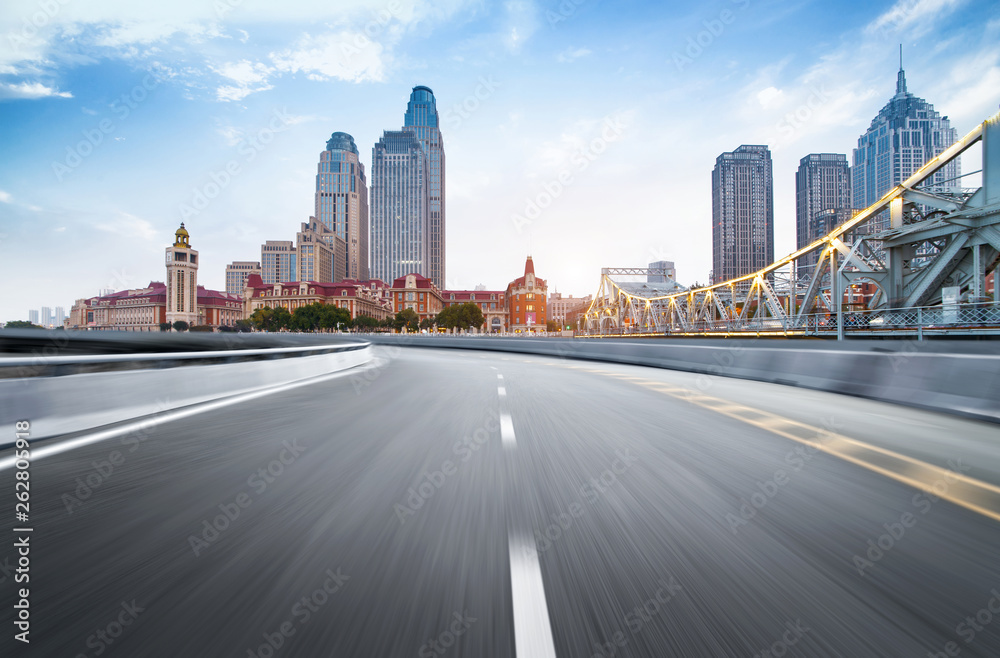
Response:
165,223,199,326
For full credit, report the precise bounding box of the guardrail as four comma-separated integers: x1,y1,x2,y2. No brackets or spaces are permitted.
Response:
0,336,372,444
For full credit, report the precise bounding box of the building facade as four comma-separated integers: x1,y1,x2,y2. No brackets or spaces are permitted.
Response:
296,218,347,284
548,293,592,330
371,130,429,286
712,145,774,283
852,64,959,232
165,223,199,327
260,240,297,285
389,273,444,323
225,261,261,297
315,132,370,281
403,86,446,288
795,153,852,277
505,256,548,332
442,289,506,332
28,310,39,325
243,275,393,321
646,261,677,284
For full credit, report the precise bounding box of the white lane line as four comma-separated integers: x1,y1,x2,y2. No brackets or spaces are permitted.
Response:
509,534,558,658
498,385,507,398
0,362,378,471
497,373,504,380
500,412,516,448
490,366,498,370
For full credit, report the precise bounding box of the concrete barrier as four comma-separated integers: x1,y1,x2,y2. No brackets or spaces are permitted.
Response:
367,335,1000,424
0,341,372,443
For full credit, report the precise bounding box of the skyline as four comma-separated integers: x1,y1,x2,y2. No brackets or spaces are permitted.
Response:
1,0,999,323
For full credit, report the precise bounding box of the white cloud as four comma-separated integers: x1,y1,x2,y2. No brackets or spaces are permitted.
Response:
95,213,158,242
270,31,387,83
0,81,72,100
0,191,11,203
557,47,592,63
756,86,784,109
866,0,965,38
211,59,275,102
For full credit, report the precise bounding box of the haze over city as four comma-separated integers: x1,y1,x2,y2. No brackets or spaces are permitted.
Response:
1,0,999,323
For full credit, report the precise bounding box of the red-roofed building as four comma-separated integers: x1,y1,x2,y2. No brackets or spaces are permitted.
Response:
389,273,444,322
243,275,393,321
441,289,506,332
68,281,244,331
505,256,547,333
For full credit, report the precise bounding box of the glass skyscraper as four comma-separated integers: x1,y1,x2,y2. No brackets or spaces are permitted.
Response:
402,86,446,288
315,132,369,281
370,130,429,285
852,64,959,231
712,145,774,284
795,153,852,277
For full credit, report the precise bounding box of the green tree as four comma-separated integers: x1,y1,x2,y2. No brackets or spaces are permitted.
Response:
394,308,419,332
291,303,324,332
189,325,214,332
437,303,485,332
159,322,172,332
233,319,253,333
172,320,189,332
546,320,558,332
249,307,273,331
419,317,436,331
272,307,292,331
3,321,43,329
249,306,291,332
354,315,379,332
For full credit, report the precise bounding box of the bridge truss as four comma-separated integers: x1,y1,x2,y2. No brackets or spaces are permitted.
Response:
583,112,1000,338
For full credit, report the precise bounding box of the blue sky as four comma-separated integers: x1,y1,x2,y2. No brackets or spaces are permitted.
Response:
1,0,998,323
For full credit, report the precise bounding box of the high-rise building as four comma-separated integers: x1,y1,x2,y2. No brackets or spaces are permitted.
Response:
712,145,774,283
225,261,261,297
647,261,677,284
28,310,39,325
370,130,429,285
260,241,297,285
165,223,199,327
296,218,347,283
402,86,446,288
852,61,959,232
315,132,369,281
41,307,53,327
795,154,851,276
55,307,65,327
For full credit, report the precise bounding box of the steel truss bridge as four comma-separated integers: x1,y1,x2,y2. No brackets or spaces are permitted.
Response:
583,112,1000,338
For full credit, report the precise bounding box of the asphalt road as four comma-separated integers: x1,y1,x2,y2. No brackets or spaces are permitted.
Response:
3,346,1000,657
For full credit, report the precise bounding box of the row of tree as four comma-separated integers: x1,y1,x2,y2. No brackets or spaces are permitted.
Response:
234,301,490,334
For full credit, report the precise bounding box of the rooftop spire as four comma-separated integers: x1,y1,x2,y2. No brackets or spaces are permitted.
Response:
896,44,907,95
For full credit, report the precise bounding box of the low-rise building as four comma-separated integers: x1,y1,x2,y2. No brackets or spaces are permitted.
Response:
442,289,506,332
390,273,444,323
243,275,393,321
548,292,592,330
505,256,548,332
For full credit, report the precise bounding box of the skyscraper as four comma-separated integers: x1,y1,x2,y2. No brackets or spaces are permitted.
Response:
297,218,347,283
712,145,774,283
260,240,297,285
795,154,851,276
370,129,429,285
226,261,261,297
28,309,39,325
852,60,959,231
315,132,369,280
402,86,446,288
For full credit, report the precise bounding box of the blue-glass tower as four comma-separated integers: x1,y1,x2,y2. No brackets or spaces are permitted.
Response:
402,86,446,288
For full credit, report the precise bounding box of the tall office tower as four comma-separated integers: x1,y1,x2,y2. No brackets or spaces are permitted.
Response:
55,307,65,327
852,60,959,232
370,130,429,285
315,132,369,281
260,240,297,285
402,86,446,288
41,307,53,327
28,310,39,325
712,145,774,284
297,218,347,283
226,261,261,297
795,154,852,277
647,260,676,284
165,223,199,327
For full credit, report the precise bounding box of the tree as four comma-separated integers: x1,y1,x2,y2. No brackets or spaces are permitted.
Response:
189,325,214,332
159,322,172,332
419,317,436,331
436,303,485,332
3,321,43,329
291,303,324,332
233,319,253,333
172,320,189,332
546,320,559,332
249,306,291,332
354,314,379,332
394,308,419,332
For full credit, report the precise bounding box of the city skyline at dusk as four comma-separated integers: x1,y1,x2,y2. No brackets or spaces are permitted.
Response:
1,0,999,322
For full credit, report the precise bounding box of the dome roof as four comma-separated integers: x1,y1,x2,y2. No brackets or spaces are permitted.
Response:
326,132,359,155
